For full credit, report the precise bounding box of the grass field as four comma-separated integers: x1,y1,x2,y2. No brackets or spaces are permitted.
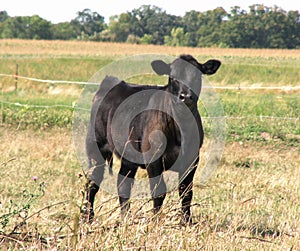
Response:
0,40,299,250
1,39,300,88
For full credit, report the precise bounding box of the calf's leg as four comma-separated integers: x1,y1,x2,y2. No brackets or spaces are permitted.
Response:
178,165,197,225
84,140,107,222
84,180,100,221
147,160,166,214
117,162,137,217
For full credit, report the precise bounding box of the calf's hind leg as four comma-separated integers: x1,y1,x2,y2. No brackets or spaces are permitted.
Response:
84,140,108,222
117,162,138,217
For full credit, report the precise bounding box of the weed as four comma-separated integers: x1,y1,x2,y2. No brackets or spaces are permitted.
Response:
0,181,45,234
233,158,261,169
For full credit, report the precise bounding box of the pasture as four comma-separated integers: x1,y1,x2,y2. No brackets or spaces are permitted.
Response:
0,40,299,250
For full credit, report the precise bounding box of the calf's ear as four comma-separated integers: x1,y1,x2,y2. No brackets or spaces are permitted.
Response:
201,60,221,75
151,60,171,76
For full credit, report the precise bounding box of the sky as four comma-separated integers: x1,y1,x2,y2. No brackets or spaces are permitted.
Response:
1,0,299,24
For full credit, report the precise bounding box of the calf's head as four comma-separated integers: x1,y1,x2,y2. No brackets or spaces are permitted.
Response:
152,55,221,106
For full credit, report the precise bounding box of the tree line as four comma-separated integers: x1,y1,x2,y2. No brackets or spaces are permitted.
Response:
0,4,299,49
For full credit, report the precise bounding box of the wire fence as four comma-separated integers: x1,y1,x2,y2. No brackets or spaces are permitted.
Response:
0,73,299,121
1,73,300,90
1,100,299,121
0,73,99,86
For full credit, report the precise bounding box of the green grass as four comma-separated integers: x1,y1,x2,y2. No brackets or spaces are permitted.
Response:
1,54,299,138
0,55,299,88
214,63,300,86
2,88,299,147
197,55,300,86
1,90,75,129
0,57,112,92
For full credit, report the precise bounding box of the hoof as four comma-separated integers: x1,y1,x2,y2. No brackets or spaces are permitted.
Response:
81,204,95,223
180,214,193,226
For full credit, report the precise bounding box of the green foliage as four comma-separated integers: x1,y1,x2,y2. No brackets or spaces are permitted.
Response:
0,5,299,48
140,34,153,44
71,8,106,39
124,3,298,48
196,7,227,47
164,27,188,46
2,106,73,129
51,22,77,40
107,5,181,44
108,14,132,42
0,11,9,22
1,15,52,39
129,5,182,45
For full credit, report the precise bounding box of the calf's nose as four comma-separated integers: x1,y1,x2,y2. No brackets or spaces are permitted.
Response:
179,93,192,102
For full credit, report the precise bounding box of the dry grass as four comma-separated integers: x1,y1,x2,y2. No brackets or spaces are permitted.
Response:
1,39,300,58
0,128,299,250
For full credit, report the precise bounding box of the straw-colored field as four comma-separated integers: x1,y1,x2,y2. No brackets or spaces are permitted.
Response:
1,39,300,58
1,128,299,250
0,40,299,250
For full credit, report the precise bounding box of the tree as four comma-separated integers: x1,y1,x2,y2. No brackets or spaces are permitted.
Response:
108,14,132,42
183,10,201,47
220,4,300,48
197,7,227,47
28,15,52,39
221,6,255,48
51,22,77,40
285,11,300,48
0,11,9,35
107,5,182,44
164,27,188,46
1,15,52,39
140,34,153,44
0,5,299,49
0,11,9,22
128,5,182,44
71,9,106,38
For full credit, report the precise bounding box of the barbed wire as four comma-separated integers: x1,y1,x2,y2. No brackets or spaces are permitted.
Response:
0,73,299,91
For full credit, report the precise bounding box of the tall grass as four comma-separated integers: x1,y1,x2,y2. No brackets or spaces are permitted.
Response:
0,129,299,249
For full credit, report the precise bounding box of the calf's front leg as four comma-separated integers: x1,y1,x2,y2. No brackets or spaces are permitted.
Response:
178,166,197,225
84,180,100,222
147,160,166,214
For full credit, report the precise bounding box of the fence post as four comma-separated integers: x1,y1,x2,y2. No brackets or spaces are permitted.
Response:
15,64,18,91
237,83,241,115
